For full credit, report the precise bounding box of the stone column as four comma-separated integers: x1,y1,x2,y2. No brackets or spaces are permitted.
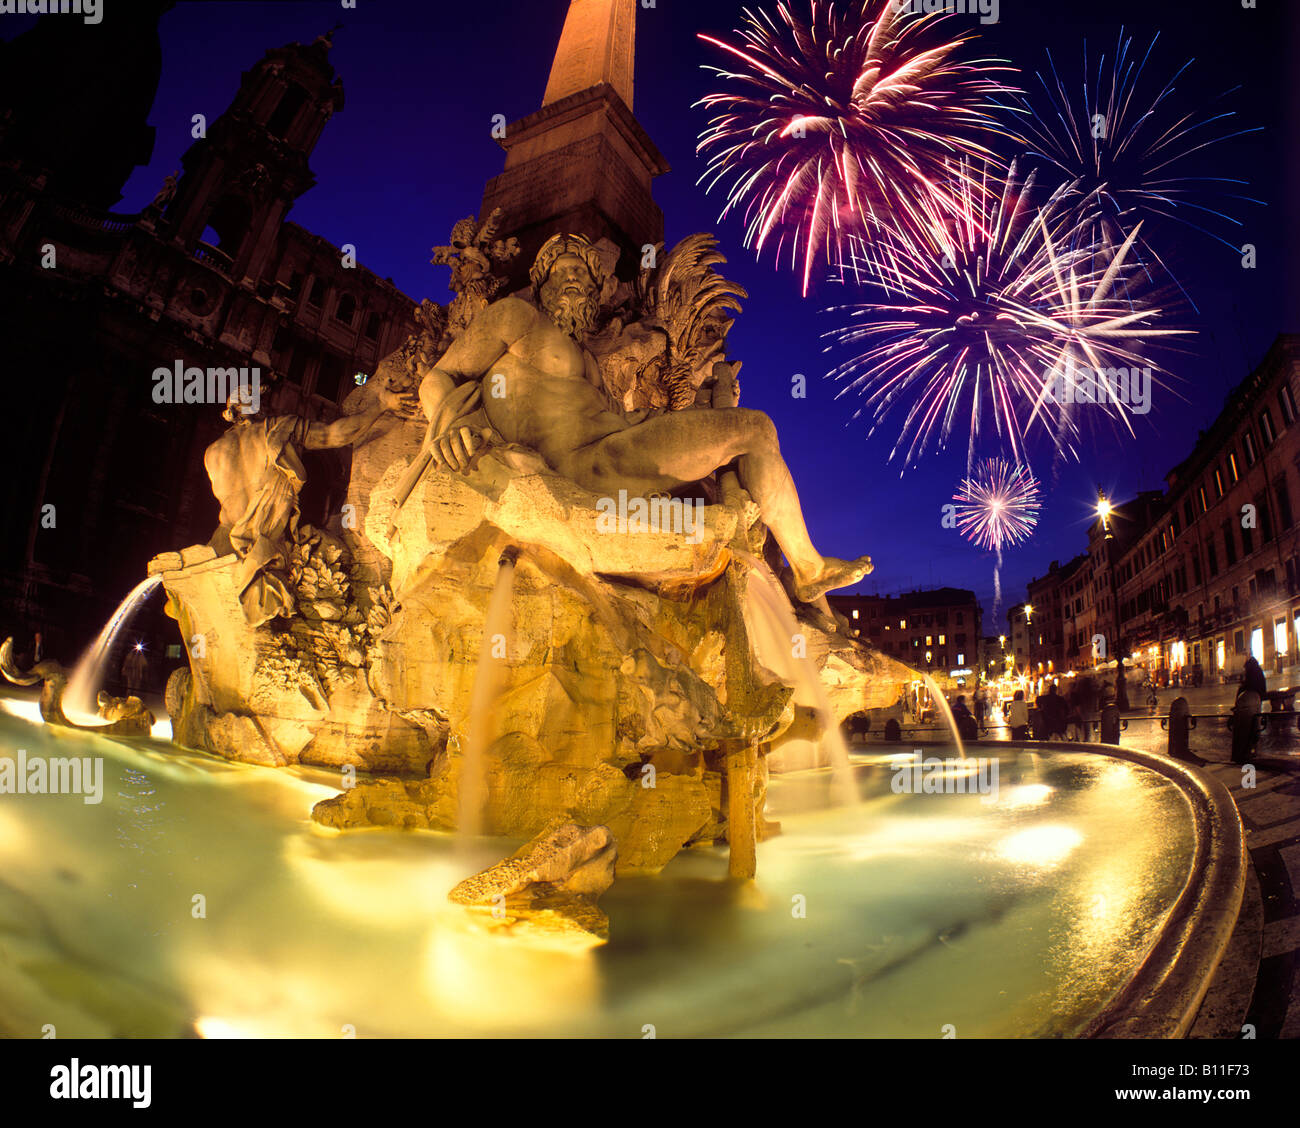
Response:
724,739,758,879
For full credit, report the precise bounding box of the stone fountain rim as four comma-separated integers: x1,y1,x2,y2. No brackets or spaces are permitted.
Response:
844,738,1246,1040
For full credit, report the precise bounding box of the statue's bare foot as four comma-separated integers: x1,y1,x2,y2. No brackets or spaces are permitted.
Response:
793,555,873,604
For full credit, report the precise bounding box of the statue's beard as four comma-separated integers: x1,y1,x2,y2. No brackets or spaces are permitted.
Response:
542,290,599,338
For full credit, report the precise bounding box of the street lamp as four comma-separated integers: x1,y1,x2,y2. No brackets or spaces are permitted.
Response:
1096,489,1114,541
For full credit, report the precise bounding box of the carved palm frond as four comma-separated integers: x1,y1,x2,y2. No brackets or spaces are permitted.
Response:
640,234,747,377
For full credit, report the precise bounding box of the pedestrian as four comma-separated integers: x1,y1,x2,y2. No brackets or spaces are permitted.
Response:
1039,683,1068,739
122,645,149,695
1007,689,1030,741
973,687,986,733
950,695,979,741
1241,656,1267,698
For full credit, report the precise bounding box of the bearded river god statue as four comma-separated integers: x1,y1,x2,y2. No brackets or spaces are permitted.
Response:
151,230,916,887
407,234,873,605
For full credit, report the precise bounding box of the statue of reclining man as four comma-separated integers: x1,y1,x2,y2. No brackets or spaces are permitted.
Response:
412,233,872,604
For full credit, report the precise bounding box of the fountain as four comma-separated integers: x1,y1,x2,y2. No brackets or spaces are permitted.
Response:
921,672,967,759
459,546,518,838
63,575,162,719
0,3,1247,1037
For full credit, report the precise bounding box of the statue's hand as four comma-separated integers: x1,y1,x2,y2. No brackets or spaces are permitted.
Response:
428,425,485,474
710,360,741,409
377,384,422,420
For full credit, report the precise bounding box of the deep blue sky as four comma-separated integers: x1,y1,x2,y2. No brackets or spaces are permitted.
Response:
8,0,1293,632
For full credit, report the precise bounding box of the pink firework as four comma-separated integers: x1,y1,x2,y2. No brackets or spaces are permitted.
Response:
695,0,1020,295
953,460,1041,552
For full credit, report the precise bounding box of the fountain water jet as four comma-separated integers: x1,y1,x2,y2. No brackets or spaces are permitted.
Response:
738,555,857,807
64,575,162,720
921,672,966,760
459,547,519,838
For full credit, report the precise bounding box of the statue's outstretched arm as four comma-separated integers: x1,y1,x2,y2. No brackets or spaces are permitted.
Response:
303,384,420,449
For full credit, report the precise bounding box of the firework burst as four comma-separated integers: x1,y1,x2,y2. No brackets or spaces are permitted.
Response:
694,0,1020,295
1019,30,1261,261
825,159,1189,469
953,458,1041,612
953,459,1041,552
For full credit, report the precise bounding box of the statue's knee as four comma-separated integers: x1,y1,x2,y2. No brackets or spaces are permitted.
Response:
741,409,779,451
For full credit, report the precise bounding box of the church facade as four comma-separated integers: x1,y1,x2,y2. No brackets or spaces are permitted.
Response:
0,8,417,659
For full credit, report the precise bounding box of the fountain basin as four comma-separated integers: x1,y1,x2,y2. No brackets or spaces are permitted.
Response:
0,700,1242,1037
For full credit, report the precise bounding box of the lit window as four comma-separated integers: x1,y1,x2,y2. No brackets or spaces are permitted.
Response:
938,634,945,645
1244,431,1258,466
1214,468,1224,498
1198,485,1208,513
852,609,859,620
925,635,932,646
1228,451,1240,482
1260,409,1276,447
957,653,965,664
899,619,906,629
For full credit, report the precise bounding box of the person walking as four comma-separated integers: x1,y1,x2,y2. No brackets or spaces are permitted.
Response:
1039,683,1068,740
1242,656,1267,698
951,695,979,741
973,687,987,733
1007,689,1030,741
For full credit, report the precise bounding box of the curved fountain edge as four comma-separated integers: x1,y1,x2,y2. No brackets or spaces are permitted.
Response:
867,737,1247,1038
1064,740,1248,1039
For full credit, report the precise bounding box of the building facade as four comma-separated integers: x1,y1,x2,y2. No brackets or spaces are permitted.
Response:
1012,336,1300,686
830,587,982,677
0,15,418,657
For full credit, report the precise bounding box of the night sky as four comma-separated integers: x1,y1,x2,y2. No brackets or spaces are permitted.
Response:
6,0,1293,628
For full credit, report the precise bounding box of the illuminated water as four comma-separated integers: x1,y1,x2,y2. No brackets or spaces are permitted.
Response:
460,550,517,837
63,575,162,719
0,702,1197,1038
739,556,856,805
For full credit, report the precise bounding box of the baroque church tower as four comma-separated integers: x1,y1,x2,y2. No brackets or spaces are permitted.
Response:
159,31,346,285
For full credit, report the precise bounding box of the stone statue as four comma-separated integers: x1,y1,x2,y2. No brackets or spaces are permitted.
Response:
148,169,179,211
204,381,419,626
415,233,872,603
429,207,521,337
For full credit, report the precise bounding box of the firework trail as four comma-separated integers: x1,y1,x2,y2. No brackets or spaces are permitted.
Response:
824,159,1189,470
953,459,1041,615
1018,29,1261,295
695,0,1020,295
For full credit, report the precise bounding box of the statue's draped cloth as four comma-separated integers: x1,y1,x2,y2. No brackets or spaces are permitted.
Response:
211,416,309,627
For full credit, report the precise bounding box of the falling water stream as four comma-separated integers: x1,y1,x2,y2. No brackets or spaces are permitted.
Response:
459,548,518,838
921,672,966,759
64,575,162,719
737,555,857,806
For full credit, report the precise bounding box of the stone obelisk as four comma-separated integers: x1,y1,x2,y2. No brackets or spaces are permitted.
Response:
480,0,670,291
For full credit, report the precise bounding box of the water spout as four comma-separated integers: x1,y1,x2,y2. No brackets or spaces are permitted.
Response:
459,547,518,837
64,575,162,720
921,672,966,760
737,555,856,807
